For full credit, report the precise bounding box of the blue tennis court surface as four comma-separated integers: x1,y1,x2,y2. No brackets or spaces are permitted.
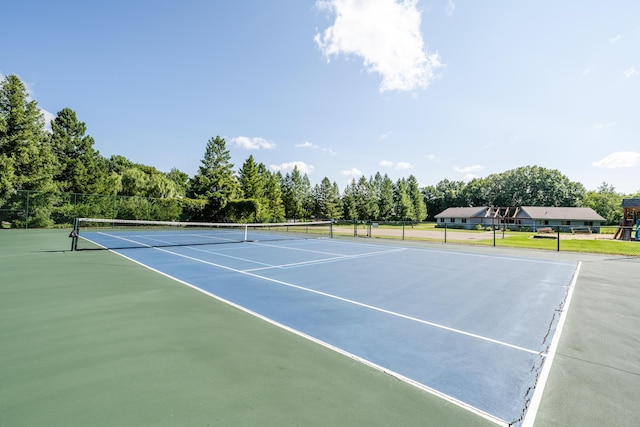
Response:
99,236,578,426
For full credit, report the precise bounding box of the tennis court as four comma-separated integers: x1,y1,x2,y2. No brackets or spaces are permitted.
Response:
73,220,579,426
2,228,639,427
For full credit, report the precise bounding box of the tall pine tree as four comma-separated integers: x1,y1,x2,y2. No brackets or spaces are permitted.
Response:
188,136,238,220
0,75,58,226
50,107,110,194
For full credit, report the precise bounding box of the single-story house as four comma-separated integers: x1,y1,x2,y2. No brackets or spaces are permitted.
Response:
434,206,493,229
513,206,605,232
434,206,605,232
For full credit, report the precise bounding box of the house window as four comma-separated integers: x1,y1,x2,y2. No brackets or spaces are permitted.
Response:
584,221,593,226
563,220,571,226
439,218,444,223
461,218,467,223
542,220,549,225
450,218,454,223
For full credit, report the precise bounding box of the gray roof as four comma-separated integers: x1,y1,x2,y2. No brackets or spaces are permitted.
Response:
622,198,640,208
516,206,605,221
435,207,489,218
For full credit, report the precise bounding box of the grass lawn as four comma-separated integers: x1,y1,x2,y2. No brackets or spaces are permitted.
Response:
455,232,640,256
336,222,640,256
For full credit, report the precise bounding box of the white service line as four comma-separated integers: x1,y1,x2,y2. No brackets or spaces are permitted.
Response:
245,247,408,271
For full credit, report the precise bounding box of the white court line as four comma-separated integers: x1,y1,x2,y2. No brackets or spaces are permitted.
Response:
152,245,541,356
180,239,407,271
521,262,582,427
250,240,358,257
244,247,408,271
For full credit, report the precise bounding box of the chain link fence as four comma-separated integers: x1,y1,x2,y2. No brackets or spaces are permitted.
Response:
0,190,204,229
331,220,639,256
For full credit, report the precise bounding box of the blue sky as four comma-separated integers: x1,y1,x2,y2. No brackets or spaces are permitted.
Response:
2,1,639,194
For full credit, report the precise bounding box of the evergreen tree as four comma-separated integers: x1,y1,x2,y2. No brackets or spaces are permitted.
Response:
393,178,414,221
312,177,341,219
341,179,358,220
50,107,109,194
187,136,239,220
0,74,58,226
281,167,308,220
406,175,427,221
262,168,285,221
0,74,58,193
0,153,14,203
354,175,378,220
107,155,135,175
301,173,313,219
238,155,264,200
378,173,395,220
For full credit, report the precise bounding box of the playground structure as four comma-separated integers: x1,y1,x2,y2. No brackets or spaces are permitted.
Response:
614,198,640,241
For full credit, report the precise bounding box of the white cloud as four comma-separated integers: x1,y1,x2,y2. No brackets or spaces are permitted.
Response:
295,140,337,155
315,0,444,92
379,159,414,170
592,151,640,169
41,108,55,132
454,165,483,181
295,141,315,148
610,34,623,43
395,161,414,170
624,66,638,77
341,167,363,176
269,161,314,174
231,136,276,150
425,154,435,160
453,165,483,174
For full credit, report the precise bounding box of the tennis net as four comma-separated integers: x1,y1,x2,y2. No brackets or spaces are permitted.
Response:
71,218,333,251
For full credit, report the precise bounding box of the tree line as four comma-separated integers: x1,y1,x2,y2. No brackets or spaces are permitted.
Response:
1,74,637,227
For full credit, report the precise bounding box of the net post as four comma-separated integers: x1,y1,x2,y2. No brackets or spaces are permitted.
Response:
330,220,333,238
70,217,79,251
244,224,248,242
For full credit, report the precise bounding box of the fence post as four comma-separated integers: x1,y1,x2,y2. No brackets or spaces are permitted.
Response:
25,190,30,229
557,226,560,251
444,222,447,243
